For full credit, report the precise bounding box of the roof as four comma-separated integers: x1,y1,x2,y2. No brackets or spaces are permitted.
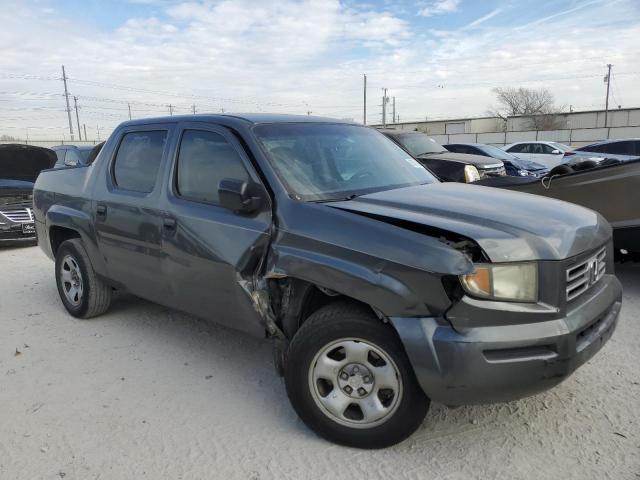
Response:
585,138,640,145
51,144,96,150
120,113,349,128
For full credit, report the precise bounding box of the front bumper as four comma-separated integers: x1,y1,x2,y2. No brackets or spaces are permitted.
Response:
0,222,37,244
391,274,622,405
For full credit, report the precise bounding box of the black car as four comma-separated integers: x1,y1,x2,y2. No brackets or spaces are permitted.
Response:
33,115,621,448
379,129,506,183
52,144,96,168
445,142,548,177
575,138,640,157
0,144,56,245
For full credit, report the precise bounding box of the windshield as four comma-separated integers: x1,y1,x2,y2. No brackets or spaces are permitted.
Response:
396,133,447,156
254,123,437,201
479,144,517,161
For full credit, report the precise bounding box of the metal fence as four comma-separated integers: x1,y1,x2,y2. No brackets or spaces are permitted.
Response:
0,140,101,148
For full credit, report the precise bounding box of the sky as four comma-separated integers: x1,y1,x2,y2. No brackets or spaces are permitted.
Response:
1,0,639,140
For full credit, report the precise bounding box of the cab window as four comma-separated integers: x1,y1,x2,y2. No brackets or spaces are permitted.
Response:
175,130,250,205
113,131,167,193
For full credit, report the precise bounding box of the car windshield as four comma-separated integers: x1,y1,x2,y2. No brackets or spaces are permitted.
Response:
550,142,571,151
254,123,437,202
478,144,517,161
396,133,447,156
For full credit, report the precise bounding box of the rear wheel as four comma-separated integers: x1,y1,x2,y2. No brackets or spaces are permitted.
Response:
285,302,429,449
55,239,112,318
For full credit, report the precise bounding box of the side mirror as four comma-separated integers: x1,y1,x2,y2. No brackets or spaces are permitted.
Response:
551,149,562,155
64,157,79,167
218,178,263,214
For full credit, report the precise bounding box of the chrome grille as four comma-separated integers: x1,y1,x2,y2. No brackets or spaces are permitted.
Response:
0,207,33,223
566,247,606,301
480,165,506,177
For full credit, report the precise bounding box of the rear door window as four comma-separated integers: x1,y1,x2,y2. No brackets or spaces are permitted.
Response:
113,131,168,193
604,141,633,155
507,144,528,153
175,130,250,205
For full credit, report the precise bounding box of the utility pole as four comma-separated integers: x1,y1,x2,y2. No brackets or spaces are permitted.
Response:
604,63,613,128
191,104,197,114
382,88,388,128
392,96,396,125
363,74,367,125
168,104,174,116
128,103,132,120
83,124,87,142
96,125,100,141
61,65,74,141
73,96,82,141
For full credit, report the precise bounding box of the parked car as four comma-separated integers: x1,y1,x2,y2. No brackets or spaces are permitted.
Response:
0,144,56,245
574,138,640,157
477,158,640,255
379,129,506,182
502,141,574,169
52,144,96,168
444,142,548,177
34,114,621,448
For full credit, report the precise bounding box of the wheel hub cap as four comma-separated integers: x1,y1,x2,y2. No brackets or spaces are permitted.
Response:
308,338,402,428
338,363,373,398
60,255,84,306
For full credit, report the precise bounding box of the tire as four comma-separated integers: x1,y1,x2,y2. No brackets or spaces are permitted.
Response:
55,238,112,318
284,301,429,449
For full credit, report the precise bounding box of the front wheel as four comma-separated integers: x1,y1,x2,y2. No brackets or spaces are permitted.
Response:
284,302,429,449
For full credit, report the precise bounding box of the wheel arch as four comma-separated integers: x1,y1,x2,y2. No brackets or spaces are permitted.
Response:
46,205,108,277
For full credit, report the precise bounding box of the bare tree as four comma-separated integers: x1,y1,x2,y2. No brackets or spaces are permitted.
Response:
0,134,18,141
488,87,565,130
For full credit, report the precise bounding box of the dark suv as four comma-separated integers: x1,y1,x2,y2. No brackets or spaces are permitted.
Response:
379,129,506,182
33,115,621,448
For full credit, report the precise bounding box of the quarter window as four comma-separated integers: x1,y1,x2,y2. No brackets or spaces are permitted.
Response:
113,131,167,193
176,130,250,205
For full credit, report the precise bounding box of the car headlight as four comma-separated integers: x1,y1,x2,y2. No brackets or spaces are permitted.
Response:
464,165,481,183
460,262,538,302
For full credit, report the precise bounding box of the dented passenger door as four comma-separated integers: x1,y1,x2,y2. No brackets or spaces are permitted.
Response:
161,123,272,336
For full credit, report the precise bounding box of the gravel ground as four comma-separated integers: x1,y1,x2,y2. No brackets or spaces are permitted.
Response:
1,245,639,480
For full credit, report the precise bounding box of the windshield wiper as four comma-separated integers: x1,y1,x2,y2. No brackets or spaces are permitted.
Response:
313,193,361,203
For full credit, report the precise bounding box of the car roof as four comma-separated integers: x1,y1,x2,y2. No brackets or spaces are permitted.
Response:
583,138,640,146
51,144,95,150
119,113,349,128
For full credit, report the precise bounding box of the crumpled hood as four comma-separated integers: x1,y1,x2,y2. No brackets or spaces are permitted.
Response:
330,183,611,262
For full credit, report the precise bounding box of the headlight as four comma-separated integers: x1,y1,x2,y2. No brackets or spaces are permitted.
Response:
460,262,538,302
464,165,481,183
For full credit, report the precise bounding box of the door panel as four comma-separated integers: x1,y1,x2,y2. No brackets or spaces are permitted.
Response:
93,126,173,304
162,125,272,336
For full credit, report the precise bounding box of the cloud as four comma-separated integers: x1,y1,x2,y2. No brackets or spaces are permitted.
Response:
418,0,461,17
0,0,639,139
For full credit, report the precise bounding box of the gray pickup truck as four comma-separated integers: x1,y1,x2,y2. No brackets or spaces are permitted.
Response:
33,114,622,449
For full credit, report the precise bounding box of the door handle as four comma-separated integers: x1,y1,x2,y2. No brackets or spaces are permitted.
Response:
96,204,107,217
163,217,177,230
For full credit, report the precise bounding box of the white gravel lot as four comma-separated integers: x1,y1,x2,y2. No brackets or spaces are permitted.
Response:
0,245,639,480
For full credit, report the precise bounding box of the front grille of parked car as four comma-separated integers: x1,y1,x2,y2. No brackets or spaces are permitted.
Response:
0,207,34,223
566,246,606,301
479,165,506,177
